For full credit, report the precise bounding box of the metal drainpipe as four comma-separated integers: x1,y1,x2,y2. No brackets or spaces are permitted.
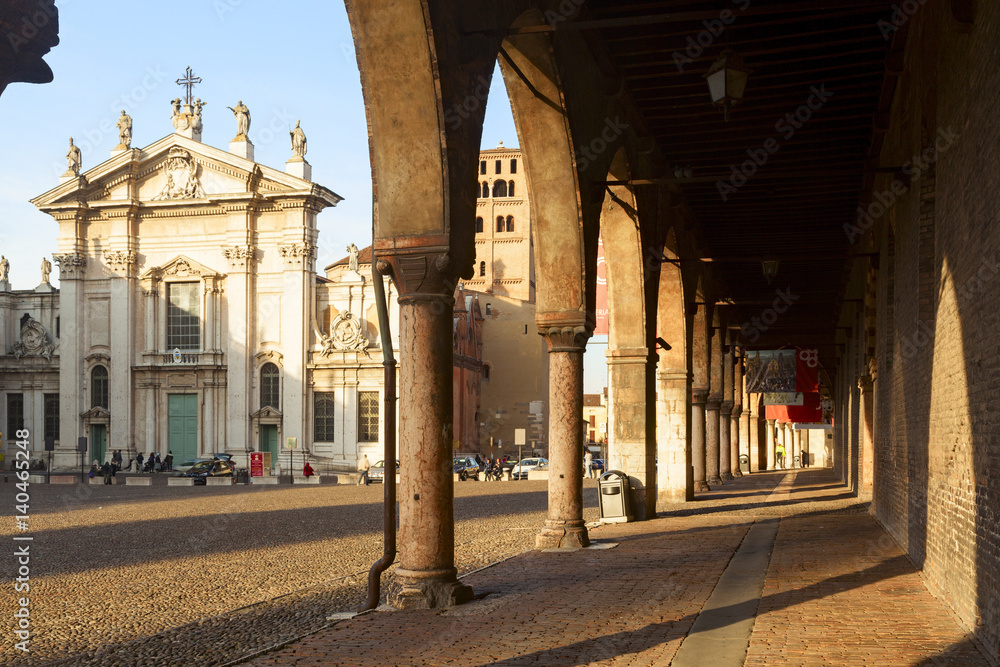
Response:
358,248,397,613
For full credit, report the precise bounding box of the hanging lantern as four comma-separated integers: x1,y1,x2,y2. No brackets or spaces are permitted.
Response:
704,50,751,121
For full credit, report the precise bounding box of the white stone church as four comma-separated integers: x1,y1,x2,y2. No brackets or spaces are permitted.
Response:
7,100,416,471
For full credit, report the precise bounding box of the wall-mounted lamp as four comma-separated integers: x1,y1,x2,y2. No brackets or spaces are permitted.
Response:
655,337,671,351
761,258,779,285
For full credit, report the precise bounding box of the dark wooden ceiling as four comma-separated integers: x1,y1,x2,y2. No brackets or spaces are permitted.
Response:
585,0,900,371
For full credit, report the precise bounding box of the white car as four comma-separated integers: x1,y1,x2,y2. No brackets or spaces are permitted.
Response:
511,457,548,480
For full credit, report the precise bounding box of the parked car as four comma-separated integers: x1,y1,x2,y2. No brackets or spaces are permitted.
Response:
511,457,548,480
591,459,605,474
453,457,482,481
174,458,213,475
369,459,399,483
177,459,235,485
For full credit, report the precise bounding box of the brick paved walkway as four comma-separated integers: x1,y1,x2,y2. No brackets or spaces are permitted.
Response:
242,469,990,666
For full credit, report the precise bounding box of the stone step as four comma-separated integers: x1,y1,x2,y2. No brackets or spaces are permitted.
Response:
125,476,152,486
167,477,195,486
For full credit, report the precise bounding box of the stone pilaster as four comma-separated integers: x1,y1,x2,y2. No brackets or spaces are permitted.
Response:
606,346,656,520
537,323,591,546
731,355,743,478
858,373,874,501
378,248,473,610
692,388,709,492
720,401,733,481
657,368,691,503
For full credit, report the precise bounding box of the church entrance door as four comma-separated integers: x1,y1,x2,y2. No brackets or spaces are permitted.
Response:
91,424,106,465
260,425,278,464
168,394,198,463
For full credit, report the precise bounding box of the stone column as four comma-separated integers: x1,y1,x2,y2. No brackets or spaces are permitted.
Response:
656,368,691,503
692,389,709,492
380,251,472,610
720,343,734,481
731,356,743,478
858,373,874,500
748,397,761,472
706,397,722,486
538,324,591,546
765,418,776,470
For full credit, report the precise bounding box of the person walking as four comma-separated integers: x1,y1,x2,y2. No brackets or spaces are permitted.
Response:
136,452,144,473
584,449,594,479
164,451,174,472
358,454,370,486
776,440,786,469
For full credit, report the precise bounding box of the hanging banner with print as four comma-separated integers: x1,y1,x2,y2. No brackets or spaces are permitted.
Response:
594,234,608,336
745,349,797,393
766,391,822,423
763,392,804,406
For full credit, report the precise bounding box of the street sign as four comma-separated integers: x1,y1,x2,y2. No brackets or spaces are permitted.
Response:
286,437,297,450
45,436,55,451
514,428,525,446
250,452,264,477
77,436,88,453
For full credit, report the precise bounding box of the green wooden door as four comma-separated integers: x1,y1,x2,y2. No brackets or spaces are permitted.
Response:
91,424,107,465
260,425,278,464
168,394,198,462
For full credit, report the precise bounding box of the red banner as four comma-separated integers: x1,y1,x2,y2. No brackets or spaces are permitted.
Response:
796,348,820,393
250,452,264,477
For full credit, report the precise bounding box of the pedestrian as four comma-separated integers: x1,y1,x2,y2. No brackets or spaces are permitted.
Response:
303,461,314,478
776,441,786,469
101,461,112,485
111,449,122,476
136,452,144,472
164,450,174,472
154,452,162,472
584,449,593,479
358,453,370,486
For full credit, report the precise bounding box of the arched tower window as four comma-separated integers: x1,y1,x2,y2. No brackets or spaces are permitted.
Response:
492,180,507,198
506,215,515,232
496,216,504,233
481,181,489,198
475,216,483,233
261,362,279,409
508,180,515,197
91,365,109,409
479,261,486,277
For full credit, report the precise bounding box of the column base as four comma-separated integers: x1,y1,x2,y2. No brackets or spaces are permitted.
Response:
390,568,474,610
695,481,711,492
707,475,723,486
536,522,590,549
732,469,743,478
721,472,734,481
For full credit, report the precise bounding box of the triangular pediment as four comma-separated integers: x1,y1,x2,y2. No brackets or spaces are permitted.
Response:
141,255,223,281
251,406,283,419
81,406,111,420
31,134,342,211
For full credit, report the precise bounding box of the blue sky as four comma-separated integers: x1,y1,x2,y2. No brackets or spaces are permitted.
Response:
0,0,607,392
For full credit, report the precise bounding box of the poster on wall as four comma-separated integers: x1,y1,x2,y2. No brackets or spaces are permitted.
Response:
745,350,797,392
594,234,608,336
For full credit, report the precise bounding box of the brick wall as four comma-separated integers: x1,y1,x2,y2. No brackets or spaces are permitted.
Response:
868,2,1000,661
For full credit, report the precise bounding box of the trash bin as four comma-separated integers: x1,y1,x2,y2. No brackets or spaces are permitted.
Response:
793,455,800,468
739,454,750,474
235,468,249,484
598,470,633,523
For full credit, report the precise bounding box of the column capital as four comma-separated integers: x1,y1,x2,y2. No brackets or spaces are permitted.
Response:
765,418,776,425
858,373,873,393
692,388,709,405
375,244,458,304
540,325,591,352
720,401,734,416
706,396,722,411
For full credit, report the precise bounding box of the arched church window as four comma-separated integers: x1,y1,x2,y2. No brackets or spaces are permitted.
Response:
484,364,491,381
508,181,515,197
481,182,489,198
261,363,279,409
91,365,109,410
475,216,483,233
492,180,507,198
506,216,515,232
496,216,504,233
479,261,486,277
